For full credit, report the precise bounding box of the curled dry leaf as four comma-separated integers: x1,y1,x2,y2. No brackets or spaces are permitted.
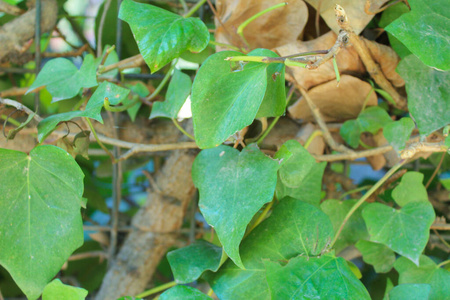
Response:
214,0,308,51
304,0,389,35
288,75,377,122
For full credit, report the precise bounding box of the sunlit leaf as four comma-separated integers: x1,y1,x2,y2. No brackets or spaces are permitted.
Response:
388,283,431,300
159,285,212,300
355,240,395,273
391,171,428,207
383,117,415,152
42,279,88,300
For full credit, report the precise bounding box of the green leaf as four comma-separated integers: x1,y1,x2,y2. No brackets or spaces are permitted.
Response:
150,69,192,119
0,146,84,300
119,0,209,73
192,144,279,268
394,255,450,300
27,55,97,102
321,199,368,253
383,117,415,152
191,50,282,149
204,198,334,300
6,112,35,140
385,0,450,70
355,240,395,273
37,82,130,142
159,285,212,300
340,120,361,148
397,55,450,135
124,82,149,121
362,202,435,265
384,278,395,300
251,49,286,118
379,3,411,58
358,106,393,134
264,254,370,300
167,240,223,284
392,171,428,206
388,283,431,300
42,279,88,300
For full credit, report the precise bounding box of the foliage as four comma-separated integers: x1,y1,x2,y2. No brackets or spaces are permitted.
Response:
0,0,449,299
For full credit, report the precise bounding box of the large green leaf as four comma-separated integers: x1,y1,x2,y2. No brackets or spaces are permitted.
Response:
379,3,411,58
150,69,192,119
204,198,334,300
0,146,84,299
355,240,395,273
159,285,212,300
397,55,450,135
191,50,284,149
119,0,209,73
167,240,223,284
264,254,370,299
362,202,435,264
385,0,450,70
192,144,279,268
42,279,88,300
383,117,415,152
391,171,428,207
37,82,130,142
321,199,368,254
27,55,97,102
394,255,450,300
388,284,431,300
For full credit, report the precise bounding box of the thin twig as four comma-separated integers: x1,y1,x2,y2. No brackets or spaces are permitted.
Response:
0,86,44,98
42,44,88,57
426,152,446,189
97,0,112,57
99,54,145,74
68,251,107,261
400,142,448,160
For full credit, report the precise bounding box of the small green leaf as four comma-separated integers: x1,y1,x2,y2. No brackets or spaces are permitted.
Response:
191,50,281,149
264,254,370,299
150,69,192,119
0,146,84,300
27,55,97,102
388,283,431,300
358,106,393,134
37,82,130,142
379,3,411,58
167,240,223,284
394,255,450,300
204,198,334,299
355,240,396,273
392,171,428,206
119,0,209,73
362,202,435,265
385,0,450,70
192,144,279,268
383,117,415,151
159,286,212,300
397,55,450,135
340,119,361,148
321,199,369,254
124,82,150,121
42,279,88,300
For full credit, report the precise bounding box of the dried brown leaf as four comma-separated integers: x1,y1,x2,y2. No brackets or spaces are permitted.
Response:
214,0,308,51
288,75,377,122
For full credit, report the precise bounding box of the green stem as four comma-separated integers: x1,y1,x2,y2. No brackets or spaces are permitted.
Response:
332,56,340,84
209,40,242,52
304,130,323,149
285,58,307,68
172,119,195,140
136,281,177,298
359,139,373,149
361,88,375,112
257,116,280,146
437,259,450,268
183,0,207,18
329,161,406,249
237,3,287,36
245,200,274,237
146,63,176,102
226,56,271,63
104,98,139,112
84,117,116,163
179,0,188,13
338,185,372,200
1,114,21,127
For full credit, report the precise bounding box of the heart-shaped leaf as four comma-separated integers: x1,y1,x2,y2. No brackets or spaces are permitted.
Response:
388,283,431,300
392,171,428,207
119,0,209,73
37,82,130,142
355,240,395,273
340,119,362,148
192,144,279,268
397,55,450,135
27,55,97,102
264,254,370,299
204,198,334,299
159,286,212,300
358,106,393,134
42,279,88,300
394,255,450,300
0,146,84,299
150,69,192,119
385,0,450,70
167,240,223,284
362,202,435,265
383,117,415,152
